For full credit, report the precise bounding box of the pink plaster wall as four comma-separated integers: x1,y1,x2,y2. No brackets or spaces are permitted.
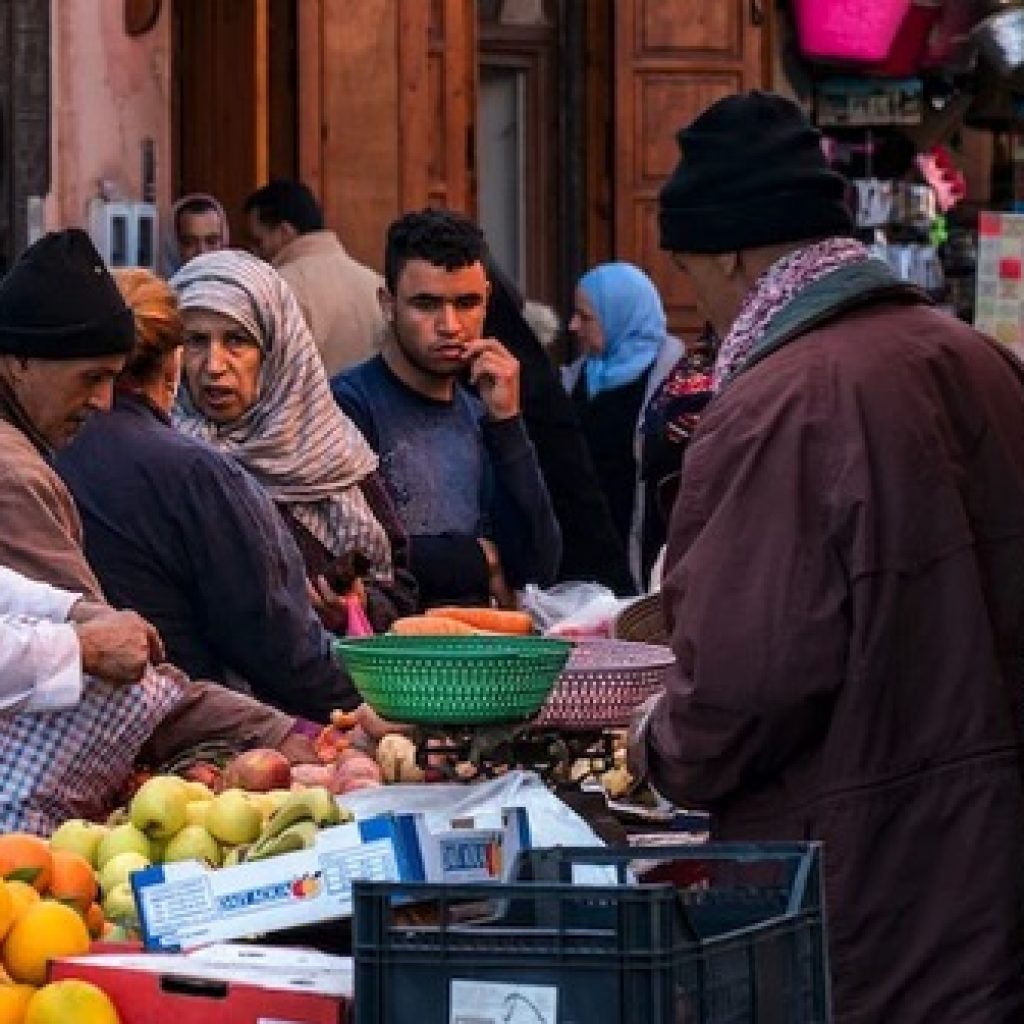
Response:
48,0,173,234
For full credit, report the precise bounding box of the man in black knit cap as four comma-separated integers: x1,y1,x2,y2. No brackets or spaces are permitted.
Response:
630,92,1024,1021
0,229,320,833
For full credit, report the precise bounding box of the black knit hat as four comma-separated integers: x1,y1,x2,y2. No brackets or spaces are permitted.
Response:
0,228,135,359
659,91,853,255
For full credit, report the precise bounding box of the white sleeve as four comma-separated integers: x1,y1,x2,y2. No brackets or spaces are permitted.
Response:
0,566,81,622
0,616,84,712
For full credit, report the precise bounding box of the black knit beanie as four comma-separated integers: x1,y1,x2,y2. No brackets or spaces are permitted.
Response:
659,91,853,255
0,228,135,358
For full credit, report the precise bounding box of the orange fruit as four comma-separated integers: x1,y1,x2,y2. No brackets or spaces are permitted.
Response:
84,903,105,940
3,883,39,923
0,883,14,944
0,837,52,894
25,980,119,1024
46,852,97,915
2,902,90,986
0,983,36,1024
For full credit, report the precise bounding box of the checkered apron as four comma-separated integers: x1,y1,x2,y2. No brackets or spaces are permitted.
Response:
0,666,186,835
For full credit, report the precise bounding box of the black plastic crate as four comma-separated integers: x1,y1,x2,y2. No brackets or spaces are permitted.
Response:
353,842,830,1024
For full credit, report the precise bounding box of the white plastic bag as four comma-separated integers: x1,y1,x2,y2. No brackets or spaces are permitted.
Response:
520,582,630,637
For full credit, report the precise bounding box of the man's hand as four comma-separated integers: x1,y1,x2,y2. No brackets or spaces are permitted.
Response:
67,598,110,624
464,338,520,421
625,691,664,782
75,609,165,685
277,731,321,765
307,575,368,634
477,538,516,609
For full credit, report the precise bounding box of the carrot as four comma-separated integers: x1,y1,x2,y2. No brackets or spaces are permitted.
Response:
391,615,480,636
425,606,533,635
330,709,359,730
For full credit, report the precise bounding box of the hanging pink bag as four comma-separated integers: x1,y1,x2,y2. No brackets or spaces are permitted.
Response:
794,0,912,63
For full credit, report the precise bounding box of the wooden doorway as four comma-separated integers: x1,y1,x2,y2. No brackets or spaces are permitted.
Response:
477,0,561,307
172,0,298,246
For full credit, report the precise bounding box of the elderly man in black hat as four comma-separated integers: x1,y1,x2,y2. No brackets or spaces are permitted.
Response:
630,92,1024,1021
0,228,319,835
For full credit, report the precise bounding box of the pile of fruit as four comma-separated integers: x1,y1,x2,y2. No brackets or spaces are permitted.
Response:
0,833,123,1021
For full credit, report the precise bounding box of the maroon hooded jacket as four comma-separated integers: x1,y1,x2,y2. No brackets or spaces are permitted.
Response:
647,279,1024,1022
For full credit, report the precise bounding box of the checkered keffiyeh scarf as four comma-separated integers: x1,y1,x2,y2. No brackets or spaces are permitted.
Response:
0,666,185,834
712,238,870,393
171,250,392,578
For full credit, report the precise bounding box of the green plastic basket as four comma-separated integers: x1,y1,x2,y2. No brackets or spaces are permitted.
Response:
332,635,572,725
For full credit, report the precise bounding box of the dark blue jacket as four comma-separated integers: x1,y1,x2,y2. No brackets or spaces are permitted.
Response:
56,394,358,720
332,355,561,606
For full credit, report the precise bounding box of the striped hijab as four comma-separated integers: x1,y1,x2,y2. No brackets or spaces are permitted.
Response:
170,249,392,576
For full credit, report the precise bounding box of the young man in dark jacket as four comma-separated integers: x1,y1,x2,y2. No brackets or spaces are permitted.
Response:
631,91,1024,1022
332,209,561,608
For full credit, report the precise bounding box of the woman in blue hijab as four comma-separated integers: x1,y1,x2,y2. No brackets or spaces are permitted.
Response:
564,262,682,589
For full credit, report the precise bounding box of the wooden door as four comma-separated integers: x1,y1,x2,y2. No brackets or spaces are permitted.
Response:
174,0,297,245
613,0,772,336
306,0,476,274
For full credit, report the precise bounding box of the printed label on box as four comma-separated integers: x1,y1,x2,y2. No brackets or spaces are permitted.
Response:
449,979,557,1024
133,815,418,951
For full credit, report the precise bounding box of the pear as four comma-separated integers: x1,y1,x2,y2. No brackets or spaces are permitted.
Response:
102,881,140,927
96,823,153,870
130,775,189,840
182,780,214,802
184,801,211,829
99,851,152,894
205,789,262,845
163,826,222,867
50,819,110,869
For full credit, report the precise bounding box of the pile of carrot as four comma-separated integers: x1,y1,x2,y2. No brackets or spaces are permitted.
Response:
390,606,533,637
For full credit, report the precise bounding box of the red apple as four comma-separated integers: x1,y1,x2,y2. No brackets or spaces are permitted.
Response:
222,748,292,792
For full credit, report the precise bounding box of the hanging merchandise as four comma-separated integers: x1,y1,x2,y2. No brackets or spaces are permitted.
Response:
975,211,1024,357
875,0,945,77
816,78,923,127
974,4,1024,77
794,0,911,63
915,147,968,212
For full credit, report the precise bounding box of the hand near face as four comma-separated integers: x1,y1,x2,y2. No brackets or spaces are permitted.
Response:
307,575,368,635
463,338,520,421
75,609,165,684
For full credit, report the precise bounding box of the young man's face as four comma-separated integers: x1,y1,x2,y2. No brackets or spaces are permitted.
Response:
3,354,126,448
177,209,225,265
246,211,291,262
381,258,490,380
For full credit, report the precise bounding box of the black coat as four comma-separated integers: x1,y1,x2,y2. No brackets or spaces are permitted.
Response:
483,264,635,595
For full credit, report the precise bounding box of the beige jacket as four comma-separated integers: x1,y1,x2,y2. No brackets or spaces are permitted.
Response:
273,230,385,377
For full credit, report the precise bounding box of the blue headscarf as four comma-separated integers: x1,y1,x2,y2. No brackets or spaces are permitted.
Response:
579,262,667,398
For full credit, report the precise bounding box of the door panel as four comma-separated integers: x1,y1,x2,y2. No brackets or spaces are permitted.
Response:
174,0,296,242
614,0,771,336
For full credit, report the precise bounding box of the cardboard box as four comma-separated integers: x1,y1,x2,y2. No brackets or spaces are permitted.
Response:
52,944,351,1024
132,814,422,952
131,807,532,953
417,806,530,883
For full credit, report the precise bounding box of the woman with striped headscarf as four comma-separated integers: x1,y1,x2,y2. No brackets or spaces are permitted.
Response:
170,249,417,633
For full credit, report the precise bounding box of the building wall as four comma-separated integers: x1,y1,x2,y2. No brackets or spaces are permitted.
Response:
48,0,171,238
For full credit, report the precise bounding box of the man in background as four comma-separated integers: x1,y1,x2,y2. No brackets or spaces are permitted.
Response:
244,179,384,375
166,193,229,274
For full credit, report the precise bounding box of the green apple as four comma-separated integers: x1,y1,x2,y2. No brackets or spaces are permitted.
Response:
49,819,110,869
184,801,211,829
99,851,152,894
205,789,262,845
102,881,140,927
96,823,153,870
163,825,222,867
130,775,189,840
